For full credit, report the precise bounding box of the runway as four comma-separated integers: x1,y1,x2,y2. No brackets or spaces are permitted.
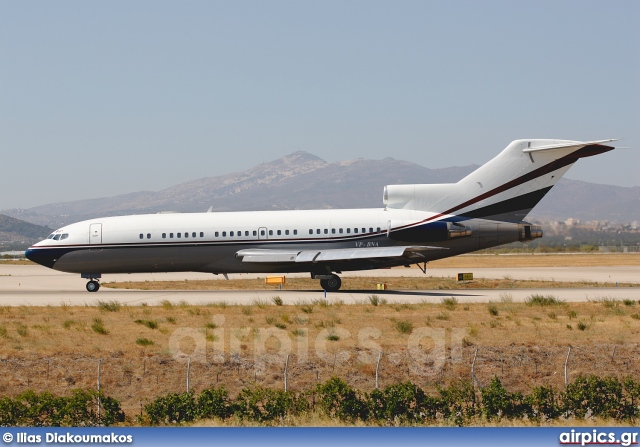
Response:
1,264,638,306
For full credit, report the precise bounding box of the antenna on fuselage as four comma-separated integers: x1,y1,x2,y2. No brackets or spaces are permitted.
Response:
207,206,214,213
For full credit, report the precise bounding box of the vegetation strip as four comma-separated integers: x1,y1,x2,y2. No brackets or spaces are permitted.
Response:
3,375,639,426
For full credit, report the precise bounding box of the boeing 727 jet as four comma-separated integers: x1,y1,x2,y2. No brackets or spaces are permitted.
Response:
26,139,616,292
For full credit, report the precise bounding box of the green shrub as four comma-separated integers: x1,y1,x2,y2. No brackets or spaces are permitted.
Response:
134,319,158,329
441,297,458,310
481,376,529,420
232,387,307,423
526,294,563,306
315,377,369,421
369,382,435,423
91,318,109,335
562,375,635,420
394,320,413,334
436,380,477,425
368,295,386,306
526,385,560,420
96,300,121,312
0,389,123,427
197,387,231,420
145,392,197,425
136,338,154,346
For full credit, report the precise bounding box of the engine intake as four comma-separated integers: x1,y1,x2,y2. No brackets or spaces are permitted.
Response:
519,224,543,241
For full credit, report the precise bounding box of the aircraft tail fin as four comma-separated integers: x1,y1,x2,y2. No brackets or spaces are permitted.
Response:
383,139,616,222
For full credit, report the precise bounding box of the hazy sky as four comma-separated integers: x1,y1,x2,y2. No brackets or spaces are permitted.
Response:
1,1,638,210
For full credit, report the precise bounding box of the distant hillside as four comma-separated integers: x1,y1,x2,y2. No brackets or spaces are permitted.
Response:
532,179,640,222
3,152,477,228
2,151,639,228
0,214,51,246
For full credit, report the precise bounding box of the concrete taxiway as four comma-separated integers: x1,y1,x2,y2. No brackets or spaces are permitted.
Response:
1,264,638,306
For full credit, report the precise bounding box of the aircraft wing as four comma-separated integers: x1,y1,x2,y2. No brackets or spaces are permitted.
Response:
235,245,446,264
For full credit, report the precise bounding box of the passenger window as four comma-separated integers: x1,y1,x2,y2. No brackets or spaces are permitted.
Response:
316,229,320,234
293,229,297,235
200,232,204,237
324,229,328,234
362,228,366,233
222,231,227,237
170,233,174,238
184,232,189,238
309,229,313,235
215,232,219,237
377,227,381,233
253,230,257,236
177,233,181,238
230,231,234,237
285,230,289,235
354,228,358,233
269,230,273,236
369,228,373,233
139,234,144,239
339,228,343,234
245,231,249,236
261,230,266,236
331,229,336,234
147,233,151,239
192,232,196,238
162,233,166,239
346,228,350,234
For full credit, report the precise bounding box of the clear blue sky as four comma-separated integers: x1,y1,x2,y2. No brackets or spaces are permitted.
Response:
1,1,638,210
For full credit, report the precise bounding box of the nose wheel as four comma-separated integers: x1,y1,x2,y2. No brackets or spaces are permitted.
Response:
86,280,100,292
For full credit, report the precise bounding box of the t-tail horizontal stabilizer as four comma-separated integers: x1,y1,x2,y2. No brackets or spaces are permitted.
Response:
383,139,617,222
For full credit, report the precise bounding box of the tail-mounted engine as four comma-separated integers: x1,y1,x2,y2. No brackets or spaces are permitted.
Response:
388,221,472,243
518,223,543,241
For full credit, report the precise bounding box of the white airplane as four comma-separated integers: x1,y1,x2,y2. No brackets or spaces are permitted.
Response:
26,139,616,292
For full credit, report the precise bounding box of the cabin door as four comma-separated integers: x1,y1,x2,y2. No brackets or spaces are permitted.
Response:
258,227,268,240
89,223,102,244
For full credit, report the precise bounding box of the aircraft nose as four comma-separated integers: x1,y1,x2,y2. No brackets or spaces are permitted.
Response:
25,248,58,269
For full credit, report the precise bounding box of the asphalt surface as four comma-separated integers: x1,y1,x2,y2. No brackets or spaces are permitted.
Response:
1,264,638,306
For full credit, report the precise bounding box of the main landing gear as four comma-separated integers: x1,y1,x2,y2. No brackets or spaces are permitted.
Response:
82,273,102,292
314,274,342,292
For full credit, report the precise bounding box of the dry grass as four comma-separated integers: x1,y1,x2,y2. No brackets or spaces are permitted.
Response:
100,253,640,291
103,276,638,291
1,298,640,422
427,253,640,268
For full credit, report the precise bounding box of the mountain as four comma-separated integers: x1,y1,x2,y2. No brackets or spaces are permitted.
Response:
0,214,51,246
530,179,640,222
2,151,639,229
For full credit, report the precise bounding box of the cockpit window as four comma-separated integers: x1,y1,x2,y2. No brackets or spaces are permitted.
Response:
60,234,69,240
47,234,56,239
53,234,61,241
